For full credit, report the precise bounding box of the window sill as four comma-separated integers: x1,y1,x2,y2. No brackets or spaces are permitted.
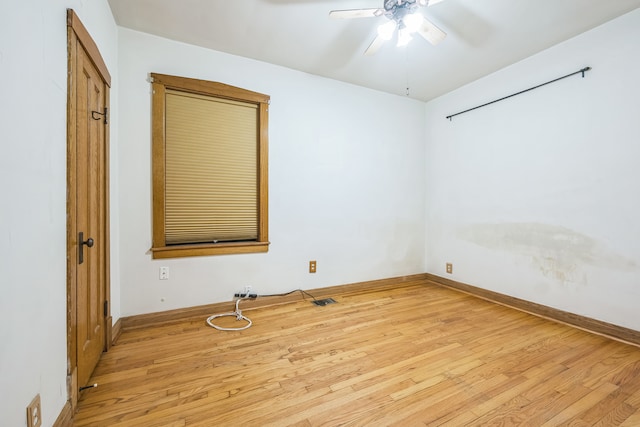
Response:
151,241,270,259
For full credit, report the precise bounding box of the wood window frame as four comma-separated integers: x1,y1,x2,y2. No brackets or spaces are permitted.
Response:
150,73,270,259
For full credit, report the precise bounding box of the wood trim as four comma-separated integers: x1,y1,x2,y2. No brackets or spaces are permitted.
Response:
151,73,269,104
121,270,640,347
67,367,77,414
66,9,111,87
111,317,123,345
121,273,429,330
150,73,270,259
425,273,640,347
151,81,166,251
53,401,73,427
104,87,111,351
66,21,79,388
258,102,269,243
105,316,113,351
151,241,270,259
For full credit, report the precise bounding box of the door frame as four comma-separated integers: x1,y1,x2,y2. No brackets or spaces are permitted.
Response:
66,9,112,410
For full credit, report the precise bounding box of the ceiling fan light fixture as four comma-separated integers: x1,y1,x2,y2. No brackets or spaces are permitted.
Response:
330,0,448,56
397,26,413,47
377,20,397,40
403,12,423,33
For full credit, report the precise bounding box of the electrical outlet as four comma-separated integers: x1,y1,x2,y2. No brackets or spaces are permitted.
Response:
309,260,317,273
26,394,42,427
159,266,169,280
446,263,453,274
235,285,256,298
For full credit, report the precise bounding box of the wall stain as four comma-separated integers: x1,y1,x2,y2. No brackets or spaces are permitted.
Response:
457,222,637,284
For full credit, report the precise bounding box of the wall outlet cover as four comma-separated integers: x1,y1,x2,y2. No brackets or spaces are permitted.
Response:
26,394,42,427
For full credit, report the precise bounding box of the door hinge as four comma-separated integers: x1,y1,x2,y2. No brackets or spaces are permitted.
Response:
103,300,108,317
91,107,108,125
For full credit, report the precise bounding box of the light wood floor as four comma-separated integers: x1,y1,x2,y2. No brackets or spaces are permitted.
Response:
73,280,640,426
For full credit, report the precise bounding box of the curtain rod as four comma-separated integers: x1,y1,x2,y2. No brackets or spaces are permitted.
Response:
445,66,591,121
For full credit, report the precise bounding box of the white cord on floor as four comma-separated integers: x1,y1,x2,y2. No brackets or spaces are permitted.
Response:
206,298,252,331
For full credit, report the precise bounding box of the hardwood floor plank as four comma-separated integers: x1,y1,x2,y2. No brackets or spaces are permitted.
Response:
590,401,637,426
388,373,512,426
540,382,620,426
620,411,640,427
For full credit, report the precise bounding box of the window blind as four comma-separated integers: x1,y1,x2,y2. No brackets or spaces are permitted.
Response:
164,89,258,244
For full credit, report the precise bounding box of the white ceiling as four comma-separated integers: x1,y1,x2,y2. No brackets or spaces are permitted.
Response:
107,0,640,102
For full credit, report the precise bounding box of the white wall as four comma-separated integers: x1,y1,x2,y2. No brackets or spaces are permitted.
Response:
117,28,427,316
424,9,640,330
0,1,118,426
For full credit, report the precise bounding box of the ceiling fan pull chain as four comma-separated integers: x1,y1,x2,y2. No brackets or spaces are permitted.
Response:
405,49,410,97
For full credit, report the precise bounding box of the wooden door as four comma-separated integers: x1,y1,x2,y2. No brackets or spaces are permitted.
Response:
67,9,111,405
75,41,107,388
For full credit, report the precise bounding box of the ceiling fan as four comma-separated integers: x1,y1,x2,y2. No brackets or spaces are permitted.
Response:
329,0,447,55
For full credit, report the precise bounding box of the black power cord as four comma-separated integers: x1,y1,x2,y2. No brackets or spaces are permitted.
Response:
256,289,318,302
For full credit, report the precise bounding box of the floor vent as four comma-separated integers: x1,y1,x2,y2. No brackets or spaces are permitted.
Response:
311,298,337,306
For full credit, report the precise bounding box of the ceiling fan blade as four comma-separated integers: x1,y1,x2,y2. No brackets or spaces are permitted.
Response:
329,8,383,19
417,18,446,45
364,34,386,56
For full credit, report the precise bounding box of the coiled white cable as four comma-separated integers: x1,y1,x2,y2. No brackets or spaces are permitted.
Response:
206,298,252,331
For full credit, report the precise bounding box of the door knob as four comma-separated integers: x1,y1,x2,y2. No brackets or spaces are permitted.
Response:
79,232,94,264
83,236,94,248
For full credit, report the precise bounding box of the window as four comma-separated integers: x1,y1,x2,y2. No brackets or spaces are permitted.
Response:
150,73,269,259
